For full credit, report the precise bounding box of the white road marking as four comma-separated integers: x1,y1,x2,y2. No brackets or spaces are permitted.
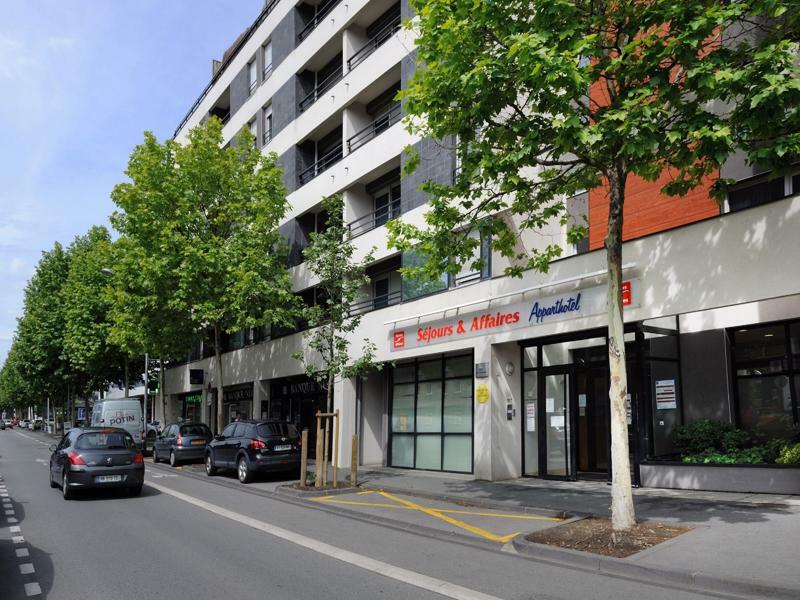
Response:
7,517,18,523
146,481,504,600
12,535,24,544
19,563,34,575
10,525,21,532
4,510,13,515
34,459,47,465
24,582,41,596
16,548,29,558
1,493,8,497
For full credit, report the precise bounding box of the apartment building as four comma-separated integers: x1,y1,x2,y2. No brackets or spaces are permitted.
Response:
162,0,800,485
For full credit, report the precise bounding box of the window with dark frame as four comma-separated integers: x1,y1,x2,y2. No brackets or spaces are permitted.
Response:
731,320,800,441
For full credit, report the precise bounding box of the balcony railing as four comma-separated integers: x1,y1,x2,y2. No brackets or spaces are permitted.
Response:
298,0,342,41
350,289,402,315
263,127,273,145
347,102,401,154
348,197,402,237
347,17,402,72
249,79,258,95
298,144,344,186
299,68,344,112
263,63,273,81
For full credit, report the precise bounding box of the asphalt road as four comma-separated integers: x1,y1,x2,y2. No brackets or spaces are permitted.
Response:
0,429,722,600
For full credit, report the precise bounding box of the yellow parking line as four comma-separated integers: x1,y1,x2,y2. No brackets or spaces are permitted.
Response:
312,496,560,522
356,490,375,495
378,491,519,543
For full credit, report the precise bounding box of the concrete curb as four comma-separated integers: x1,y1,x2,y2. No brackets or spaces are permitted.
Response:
511,535,800,600
276,484,359,498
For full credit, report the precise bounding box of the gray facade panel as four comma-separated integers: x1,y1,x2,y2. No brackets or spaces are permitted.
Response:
272,77,297,138
401,137,455,212
278,147,296,195
272,9,298,70
230,65,252,120
680,329,733,424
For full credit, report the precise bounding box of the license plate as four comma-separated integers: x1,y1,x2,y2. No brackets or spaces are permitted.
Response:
273,444,292,452
191,439,205,446
95,475,122,483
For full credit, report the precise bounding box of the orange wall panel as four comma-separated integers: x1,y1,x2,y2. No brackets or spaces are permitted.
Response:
588,172,721,250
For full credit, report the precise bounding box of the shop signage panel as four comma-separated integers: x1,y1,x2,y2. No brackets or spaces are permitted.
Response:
390,281,638,352
655,379,677,410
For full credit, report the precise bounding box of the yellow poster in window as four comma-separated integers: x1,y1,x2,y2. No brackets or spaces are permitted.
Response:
476,383,490,404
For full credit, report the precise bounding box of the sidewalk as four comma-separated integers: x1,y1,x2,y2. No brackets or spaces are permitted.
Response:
359,467,800,595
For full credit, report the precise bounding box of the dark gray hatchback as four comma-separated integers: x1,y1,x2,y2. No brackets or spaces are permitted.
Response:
153,421,212,466
49,427,145,499
205,420,301,483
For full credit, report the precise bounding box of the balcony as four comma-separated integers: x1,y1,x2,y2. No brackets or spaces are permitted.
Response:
350,289,402,315
348,196,401,237
298,144,343,187
347,102,401,154
299,66,344,113
298,0,342,42
347,5,402,72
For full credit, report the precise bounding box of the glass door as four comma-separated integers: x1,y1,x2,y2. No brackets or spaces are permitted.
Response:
542,369,573,479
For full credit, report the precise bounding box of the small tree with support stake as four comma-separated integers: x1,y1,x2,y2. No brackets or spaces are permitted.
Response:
293,194,381,486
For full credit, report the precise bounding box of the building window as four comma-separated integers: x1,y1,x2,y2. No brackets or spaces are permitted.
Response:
263,104,273,145
401,250,448,301
390,353,473,473
248,60,258,95
248,118,258,147
263,41,273,79
732,321,800,441
728,175,787,213
452,230,491,286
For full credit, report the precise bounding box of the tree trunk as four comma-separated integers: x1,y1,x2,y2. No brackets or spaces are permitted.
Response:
214,323,225,434
605,166,636,533
323,371,334,483
123,356,130,398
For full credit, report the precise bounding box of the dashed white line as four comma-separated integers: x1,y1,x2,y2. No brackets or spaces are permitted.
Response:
12,535,24,544
9,525,21,533
5,510,14,515
7,517,18,523
19,563,34,575
16,548,29,558
24,582,41,597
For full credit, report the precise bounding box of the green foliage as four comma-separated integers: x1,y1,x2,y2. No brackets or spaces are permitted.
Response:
292,195,381,407
111,118,296,428
390,0,800,279
683,447,770,465
776,443,800,465
673,419,739,455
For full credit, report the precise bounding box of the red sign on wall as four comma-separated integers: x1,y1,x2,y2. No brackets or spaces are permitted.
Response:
393,331,405,349
621,280,632,306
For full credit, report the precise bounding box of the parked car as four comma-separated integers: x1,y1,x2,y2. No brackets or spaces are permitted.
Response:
5,419,14,428
0,420,5,430
91,399,144,448
153,421,212,467
32,418,43,430
49,427,144,499
20,419,30,429
11,418,19,426
205,420,301,483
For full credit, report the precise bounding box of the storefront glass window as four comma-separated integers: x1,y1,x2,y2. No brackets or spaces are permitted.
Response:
737,376,794,439
733,321,800,441
389,352,473,472
416,382,442,432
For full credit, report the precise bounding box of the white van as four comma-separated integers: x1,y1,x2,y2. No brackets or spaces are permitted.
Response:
91,399,144,448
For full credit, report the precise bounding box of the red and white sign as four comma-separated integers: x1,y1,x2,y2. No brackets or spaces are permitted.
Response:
390,280,639,352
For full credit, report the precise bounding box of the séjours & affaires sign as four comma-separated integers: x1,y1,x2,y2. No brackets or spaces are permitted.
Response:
390,281,637,352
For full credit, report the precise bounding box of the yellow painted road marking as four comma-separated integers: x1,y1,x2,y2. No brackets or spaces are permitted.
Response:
356,490,375,495
378,491,519,543
311,497,560,521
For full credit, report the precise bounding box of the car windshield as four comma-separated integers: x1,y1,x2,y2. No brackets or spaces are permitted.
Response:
180,424,210,436
76,431,136,450
257,423,298,437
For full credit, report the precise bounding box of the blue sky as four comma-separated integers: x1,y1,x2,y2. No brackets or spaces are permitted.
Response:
0,0,263,364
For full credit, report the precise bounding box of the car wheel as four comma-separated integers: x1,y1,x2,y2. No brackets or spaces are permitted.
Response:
145,434,156,455
205,453,217,476
169,450,178,467
237,456,253,484
152,446,159,463
61,471,73,500
129,484,143,497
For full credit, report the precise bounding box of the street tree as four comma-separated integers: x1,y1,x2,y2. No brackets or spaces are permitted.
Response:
390,0,800,531
62,226,134,397
292,195,380,475
111,118,296,432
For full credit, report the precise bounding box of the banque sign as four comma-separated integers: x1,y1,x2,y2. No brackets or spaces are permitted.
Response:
390,281,635,352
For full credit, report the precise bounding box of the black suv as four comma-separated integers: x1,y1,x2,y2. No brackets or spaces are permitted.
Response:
205,420,301,483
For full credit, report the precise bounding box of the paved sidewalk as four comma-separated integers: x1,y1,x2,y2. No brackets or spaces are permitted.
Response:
359,467,800,594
